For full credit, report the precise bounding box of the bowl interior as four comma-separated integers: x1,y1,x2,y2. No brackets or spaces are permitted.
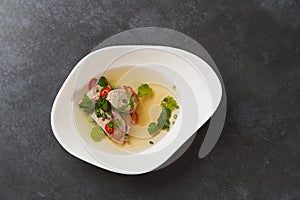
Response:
72,63,185,155
70,47,214,172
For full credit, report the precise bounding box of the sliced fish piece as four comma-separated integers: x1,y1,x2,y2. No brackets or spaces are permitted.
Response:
87,85,103,101
112,109,128,134
107,88,138,113
91,111,127,144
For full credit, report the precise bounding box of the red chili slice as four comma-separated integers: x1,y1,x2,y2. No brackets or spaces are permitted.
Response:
100,87,111,97
125,86,135,97
105,124,114,134
88,78,97,90
130,111,138,124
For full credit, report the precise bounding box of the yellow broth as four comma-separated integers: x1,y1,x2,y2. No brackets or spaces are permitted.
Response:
78,66,179,153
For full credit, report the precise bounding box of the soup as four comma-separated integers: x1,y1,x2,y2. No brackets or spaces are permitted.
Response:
75,66,179,153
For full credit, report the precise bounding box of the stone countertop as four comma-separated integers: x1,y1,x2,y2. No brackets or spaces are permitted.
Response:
1,1,299,199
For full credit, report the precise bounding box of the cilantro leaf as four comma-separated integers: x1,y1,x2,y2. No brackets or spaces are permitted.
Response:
147,108,171,135
148,122,158,135
97,76,108,87
157,108,170,128
148,96,179,135
91,125,105,141
138,83,153,97
161,96,179,111
79,94,94,113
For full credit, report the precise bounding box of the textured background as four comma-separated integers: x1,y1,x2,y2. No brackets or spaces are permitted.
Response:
1,0,299,199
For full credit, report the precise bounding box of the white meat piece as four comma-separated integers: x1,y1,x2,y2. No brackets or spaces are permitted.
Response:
107,89,138,113
86,85,102,101
91,111,127,144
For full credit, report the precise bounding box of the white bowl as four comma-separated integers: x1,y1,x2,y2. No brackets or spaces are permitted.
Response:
51,45,222,174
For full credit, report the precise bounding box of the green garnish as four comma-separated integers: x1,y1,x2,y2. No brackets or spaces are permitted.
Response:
149,141,154,145
161,96,179,111
138,83,153,97
95,109,101,118
173,114,178,119
97,76,108,87
95,88,99,92
148,96,179,135
95,98,111,118
129,95,134,110
172,85,176,90
101,99,110,112
148,108,171,135
100,112,107,120
95,101,101,117
163,118,171,131
91,125,105,141
107,120,117,128
147,123,157,135
79,94,94,113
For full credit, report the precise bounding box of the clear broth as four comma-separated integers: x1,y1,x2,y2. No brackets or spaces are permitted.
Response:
77,66,179,153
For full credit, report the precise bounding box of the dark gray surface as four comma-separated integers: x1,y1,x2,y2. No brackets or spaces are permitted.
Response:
0,1,299,199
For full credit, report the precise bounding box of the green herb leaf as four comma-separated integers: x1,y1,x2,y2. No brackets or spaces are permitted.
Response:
138,83,153,97
101,99,110,112
107,111,112,116
91,125,105,141
147,122,158,135
95,98,111,118
161,96,179,111
95,108,101,118
97,76,108,87
79,94,94,113
129,95,134,110
163,118,171,131
95,100,102,118
107,120,117,128
147,108,170,135
100,112,107,120
157,108,171,129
